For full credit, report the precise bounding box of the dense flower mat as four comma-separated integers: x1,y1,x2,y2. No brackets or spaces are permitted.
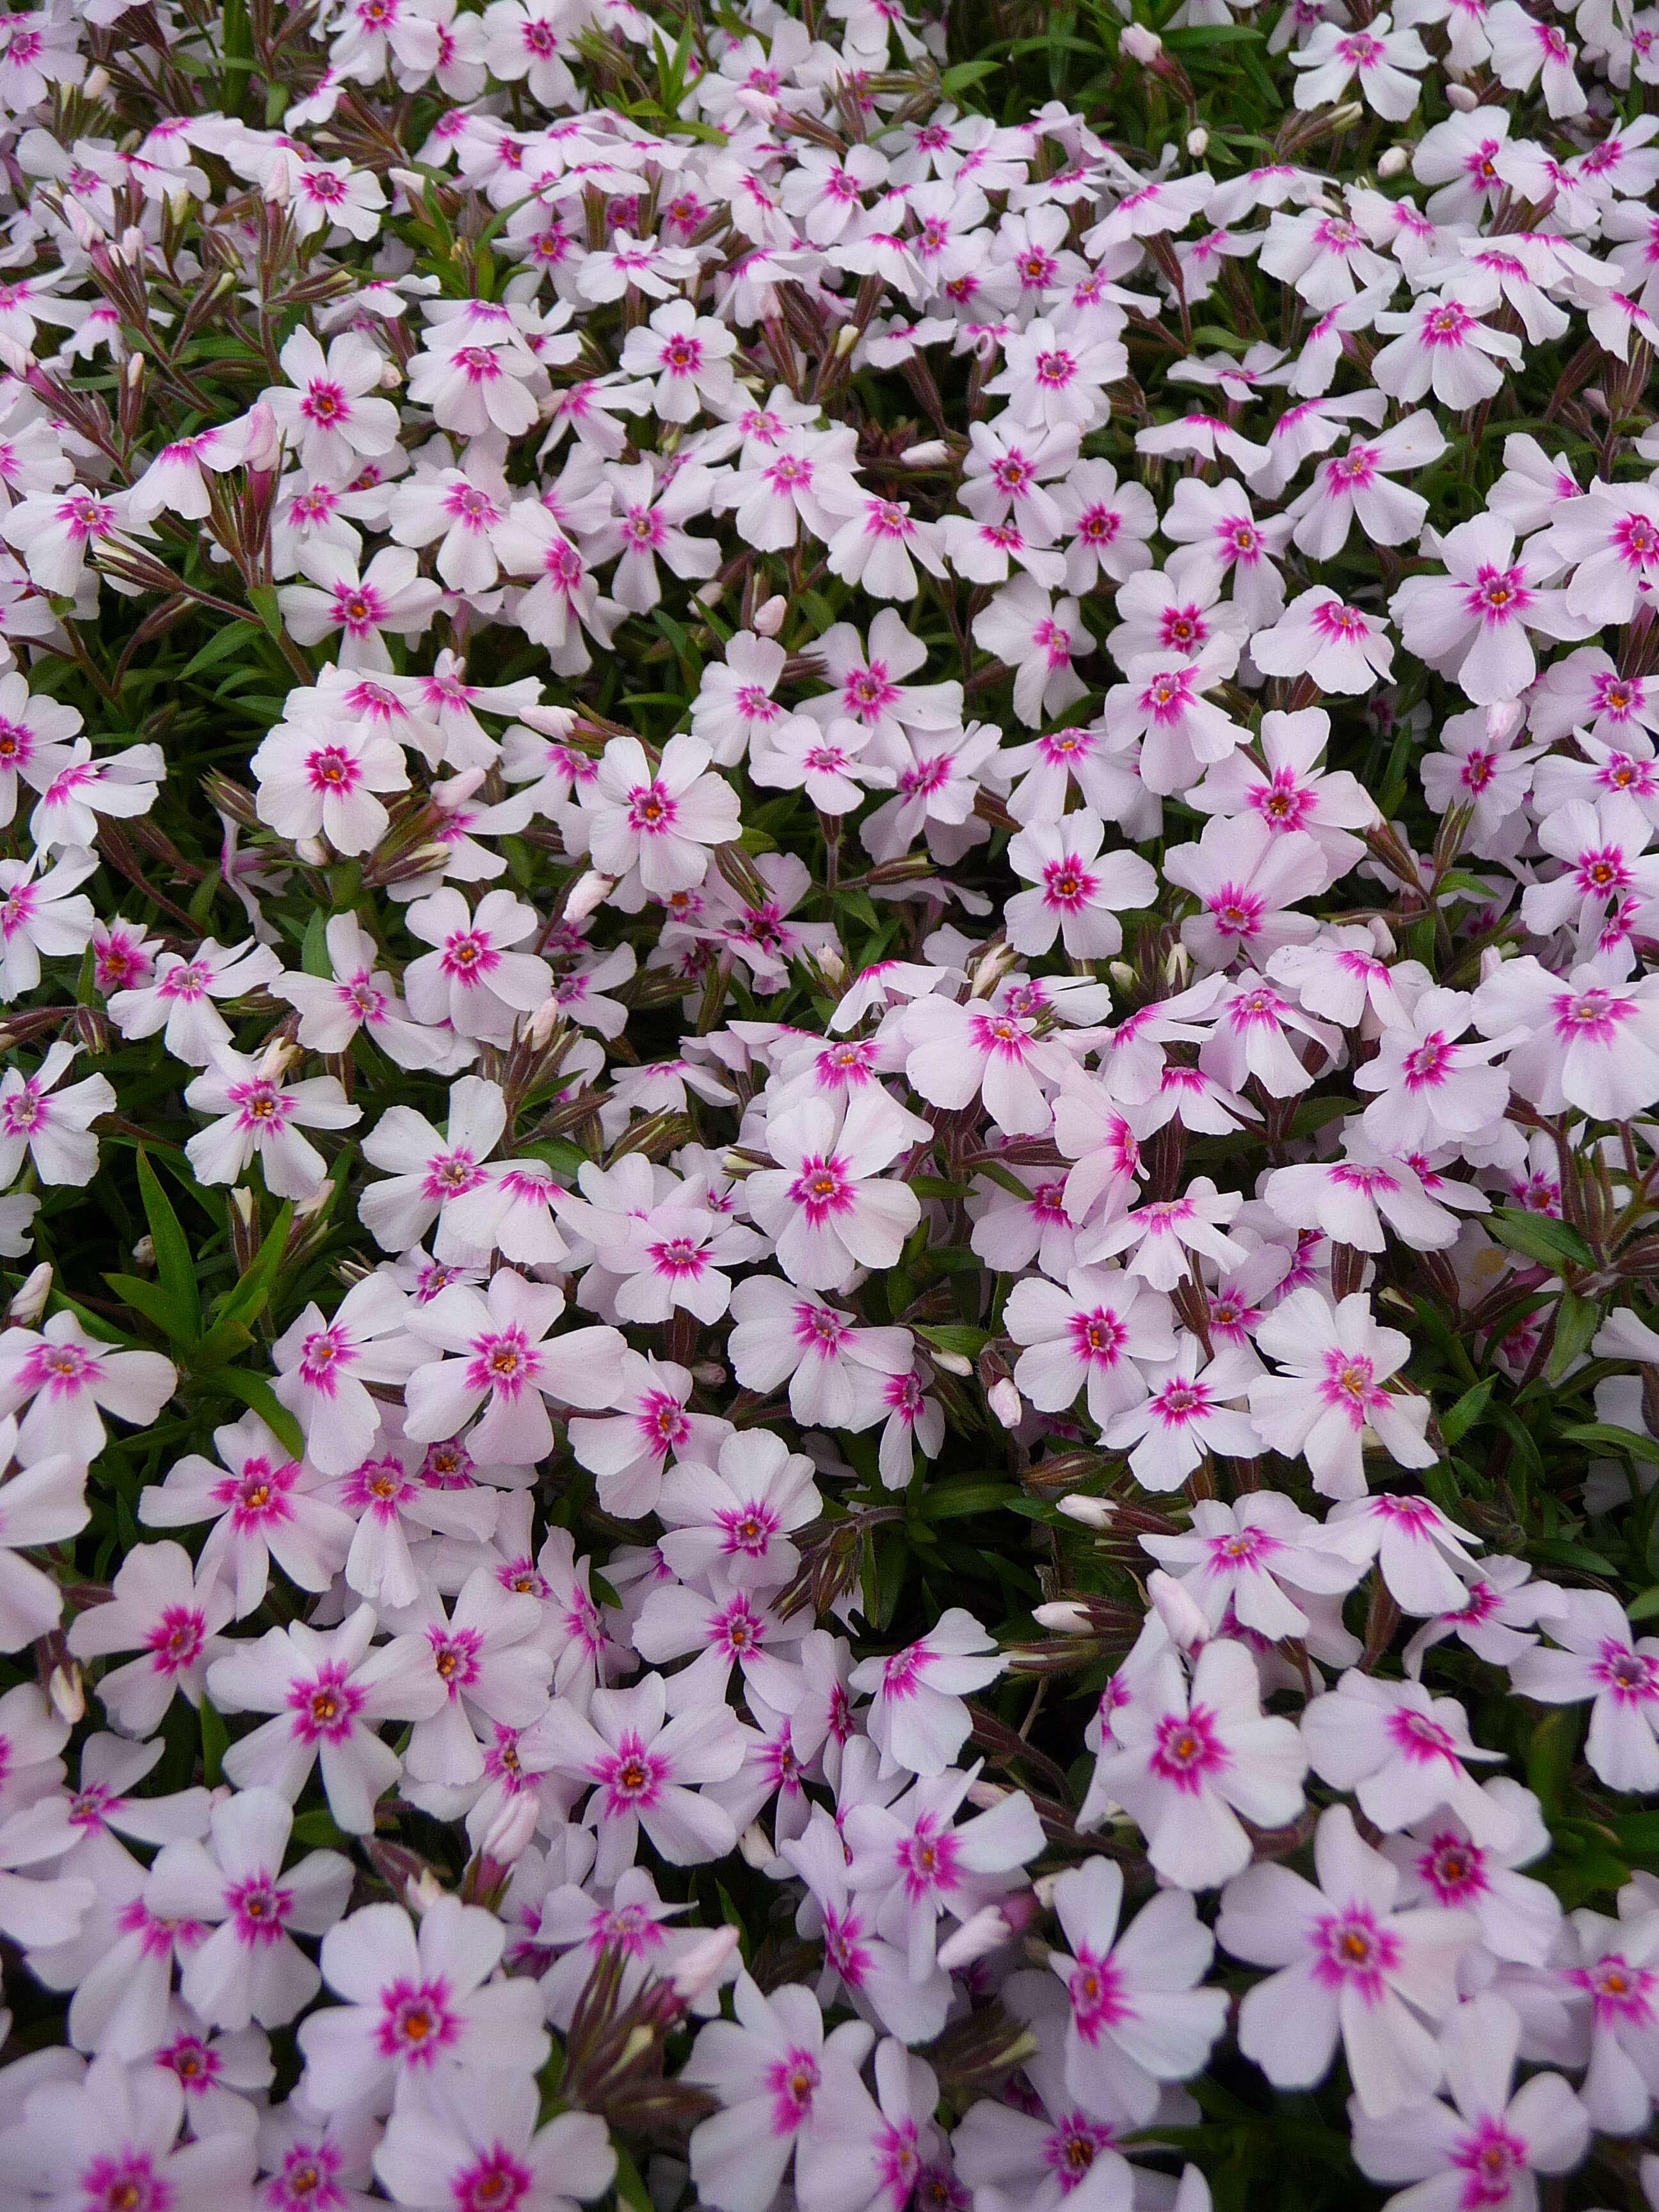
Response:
0,0,1656,2206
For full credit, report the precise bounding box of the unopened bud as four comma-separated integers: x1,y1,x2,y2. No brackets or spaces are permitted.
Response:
810,945,846,991
295,836,329,865
406,1866,445,1916
988,1377,1023,1429
937,1905,1014,1971
1121,22,1164,61
1148,1567,1210,1651
691,1360,727,1388
243,401,282,474
669,1924,741,2001
968,938,1016,998
737,1821,775,1870
168,186,193,224
752,595,787,637
902,440,949,467
929,1349,973,1377
7,1262,52,1326
1056,1494,1116,1530
1445,81,1479,109
1486,698,1525,746
1185,125,1209,157
564,869,616,923
84,65,111,100
47,1662,84,1725
1377,145,1409,178
131,1236,156,1269
834,321,860,358
126,353,145,390
526,995,563,1051
1032,1599,1094,1634
378,360,402,390
1327,101,1365,129
696,578,724,609
479,1787,540,1869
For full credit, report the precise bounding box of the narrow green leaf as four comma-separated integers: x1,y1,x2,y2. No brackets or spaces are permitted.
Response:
214,1201,293,1331
179,620,258,682
1439,1375,1495,1446
104,1272,193,1344
215,1368,305,1457
135,1151,200,1338
301,910,332,979
200,1694,228,1788
1489,1208,1596,1272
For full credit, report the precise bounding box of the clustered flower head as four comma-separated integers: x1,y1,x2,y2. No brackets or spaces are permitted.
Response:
0,0,1658,2209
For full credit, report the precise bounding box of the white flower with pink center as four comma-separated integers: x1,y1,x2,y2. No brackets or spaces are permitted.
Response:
1372,292,1525,409
1382,1781,1564,1968
0,1036,113,1188
657,1429,819,1592
1104,637,1247,797
108,934,282,1068
360,1073,507,1258
1249,1287,1436,1500
207,1605,444,1834
138,1407,354,1617
1510,1589,1659,1793
844,1767,1043,1982
271,1273,421,1477
1302,1671,1516,1843
1142,1492,1367,1641
1045,1857,1228,2122
373,2074,615,2212
566,1347,729,1519
1082,1639,1308,1887
1005,1264,1177,1429
1472,954,1659,1121
727,1275,915,1432
618,296,737,422
296,1893,548,2111
1349,1996,1588,2212
67,1538,234,1738
1004,809,1157,959
0,1309,174,1468
184,1046,360,1201
261,326,400,479
0,2052,257,2212
578,731,741,911
529,1669,746,1884
250,708,409,855
1102,1335,1263,1491
403,885,553,1047
1253,586,1398,694
747,1086,926,1293
274,911,453,1071
144,1785,351,2032
405,1265,624,1466
1219,1804,1476,2113
847,1608,1004,1780
685,1971,874,2212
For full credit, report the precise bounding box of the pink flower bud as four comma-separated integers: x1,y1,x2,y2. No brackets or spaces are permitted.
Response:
938,1905,1014,1971
8,1262,51,1327
669,1924,740,2002
242,401,281,475
479,1787,540,1869
1057,1495,1116,1530
988,1377,1023,1429
1121,23,1164,61
1032,1600,1094,1634
565,869,616,922
1147,1569,1210,1651
752,596,787,637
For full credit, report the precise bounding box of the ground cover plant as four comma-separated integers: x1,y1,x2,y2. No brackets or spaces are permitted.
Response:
1,0,1659,2206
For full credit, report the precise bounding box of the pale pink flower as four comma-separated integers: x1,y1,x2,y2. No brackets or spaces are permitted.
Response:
566,1349,728,1520
250,710,409,856
972,577,1089,727
1391,515,1593,706
1103,639,1246,797
1249,1288,1436,1500
1082,1639,1308,1887
279,544,443,673
900,995,1072,1137
1349,1996,1588,2212
206,1607,444,1834
359,1075,508,1258
822,490,949,603
1382,1781,1564,1968
67,1541,234,1736
144,1786,352,2033
108,936,282,1068
273,912,453,1070
576,733,741,911
271,1274,421,1478
1044,1857,1228,2120
843,1768,1044,1979
1103,1338,1262,1490
404,1268,625,1466
657,1429,820,1592
296,1894,548,2109
1263,1141,1470,1256
1372,294,1524,408
1290,12,1429,116
1141,1492,1366,1641
262,327,401,479
1219,1804,1475,2113
1166,814,1326,974
1472,956,1659,1122
0,1039,113,1188
1005,811,1157,958
1302,1671,1515,1843
0,2053,255,2212
1285,413,1445,558
847,1608,1004,1780
373,2077,614,2212
1251,588,1397,694
618,297,738,423
1004,1265,1177,1427
184,1048,359,1201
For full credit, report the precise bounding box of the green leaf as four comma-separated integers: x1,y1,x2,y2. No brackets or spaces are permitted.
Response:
914,1324,991,1360
1562,1422,1659,1466
179,620,259,682
612,2147,653,2212
1489,1208,1595,1272
200,1694,228,1788
1439,1376,1495,1446
1628,1585,1659,1622
289,1808,350,1849
301,910,332,979
191,1318,254,1371
104,1272,193,1344
215,1368,305,1458
1550,1290,1603,1382
214,1201,293,1331
918,1480,1020,1521
247,584,284,639
136,1150,200,1338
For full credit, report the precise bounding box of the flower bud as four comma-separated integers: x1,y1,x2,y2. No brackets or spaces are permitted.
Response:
1148,1567,1210,1651
696,577,724,608
379,360,402,390
1032,1599,1094,1634
738,1821,776,1870
7,1262,52,1326
929,1349,974,1377
938,1905,1014,1971
902,440,949,467
1445,81,1479,109
1121,23,1164,60
84,66,111,100
1377,145,1409,178
752,595,787,637
243,401,282,476
406,1866,445,1916
987,1377,1023,1429
131,1237,156,1270
1056,1493,1116,1530
479,1787,540,1869
669,1924,741,2001
1185,126,1209,157
565,869,617,922
834,321,860,358
525,994,564,1051
47,1662,84,1726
